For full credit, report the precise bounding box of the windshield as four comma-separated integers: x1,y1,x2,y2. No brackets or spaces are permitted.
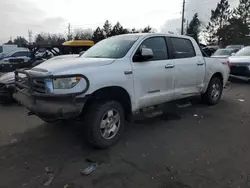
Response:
213,49,232,56
0,46,2,53
235,47,250,56
4,51,15,58
82,35,140,59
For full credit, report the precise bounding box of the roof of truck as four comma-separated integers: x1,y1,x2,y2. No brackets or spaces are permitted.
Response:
118,33,194,40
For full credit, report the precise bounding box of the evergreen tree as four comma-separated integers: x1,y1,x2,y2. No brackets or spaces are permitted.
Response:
218,17,250,45
103,20,112,38
111,22,126,36
233,0,250,28
205,0,231,44
186,13,201,42
92,27,105,43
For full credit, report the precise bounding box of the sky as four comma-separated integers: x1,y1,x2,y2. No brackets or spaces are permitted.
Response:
0,0,239,43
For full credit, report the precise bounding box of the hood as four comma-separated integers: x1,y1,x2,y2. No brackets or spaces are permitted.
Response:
229,56,250,63
45,54,79,62
211,55,230,58
34,57,115,73
0,72,15,84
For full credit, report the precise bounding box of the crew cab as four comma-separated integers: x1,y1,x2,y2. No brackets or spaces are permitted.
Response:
13,33,230,148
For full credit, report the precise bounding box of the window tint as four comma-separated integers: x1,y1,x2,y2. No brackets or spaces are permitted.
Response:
171,38,195,58
0,46,3,53
137,37,168,61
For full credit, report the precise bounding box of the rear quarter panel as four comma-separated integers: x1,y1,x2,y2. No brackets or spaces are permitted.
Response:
202,57,230,93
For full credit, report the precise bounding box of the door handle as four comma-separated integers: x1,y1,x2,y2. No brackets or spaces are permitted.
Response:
197,61,204,66
165,64,175,69
124,70,133,75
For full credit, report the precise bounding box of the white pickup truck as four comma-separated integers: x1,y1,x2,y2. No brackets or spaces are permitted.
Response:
13,33,230,148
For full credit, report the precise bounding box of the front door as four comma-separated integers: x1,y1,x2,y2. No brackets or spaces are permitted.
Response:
131,36,175,109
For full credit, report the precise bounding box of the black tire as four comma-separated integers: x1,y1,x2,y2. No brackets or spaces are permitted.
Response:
202,76,223,105
84,100,125,149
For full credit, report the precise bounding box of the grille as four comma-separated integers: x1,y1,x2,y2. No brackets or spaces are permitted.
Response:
231,66,248,73
15,72,46,94
33,79,46,93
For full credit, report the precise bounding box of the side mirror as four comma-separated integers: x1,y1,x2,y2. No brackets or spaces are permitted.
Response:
141,48,153,60
79,51,85,57
231,53,236,56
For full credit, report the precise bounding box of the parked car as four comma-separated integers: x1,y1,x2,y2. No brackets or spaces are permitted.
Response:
228,46,250,78
0,50,31,62
0,54,80,103
13,33,230,148
211,48,239,58
0,50,32,73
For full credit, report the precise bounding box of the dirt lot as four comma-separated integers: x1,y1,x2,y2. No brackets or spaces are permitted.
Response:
0,80,250,188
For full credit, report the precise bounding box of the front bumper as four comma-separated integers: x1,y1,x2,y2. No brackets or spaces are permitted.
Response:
13,92,87,120
230,65,250,77
13,69,90,121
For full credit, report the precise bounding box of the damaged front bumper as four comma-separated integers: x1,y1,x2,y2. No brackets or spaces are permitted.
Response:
13,69,90,121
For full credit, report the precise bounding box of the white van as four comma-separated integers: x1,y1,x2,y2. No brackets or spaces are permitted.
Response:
0,44,19,59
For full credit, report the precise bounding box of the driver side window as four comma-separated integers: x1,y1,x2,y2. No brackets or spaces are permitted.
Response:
134,37,168,61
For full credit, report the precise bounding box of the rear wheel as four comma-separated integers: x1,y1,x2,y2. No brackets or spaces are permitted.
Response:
202,76,223,105
84,100,125,149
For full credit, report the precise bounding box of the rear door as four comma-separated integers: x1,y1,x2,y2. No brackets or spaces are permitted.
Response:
168,37,203,99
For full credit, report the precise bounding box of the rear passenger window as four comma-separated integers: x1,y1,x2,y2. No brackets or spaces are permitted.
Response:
136,37,168,61
171,38,195,59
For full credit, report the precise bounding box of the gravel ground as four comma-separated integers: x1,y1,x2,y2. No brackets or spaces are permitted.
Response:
0,80,250,188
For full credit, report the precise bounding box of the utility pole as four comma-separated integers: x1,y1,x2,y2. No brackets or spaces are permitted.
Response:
28,29,33,43
181,0,186,35
186,20,189,35
68,23,71,36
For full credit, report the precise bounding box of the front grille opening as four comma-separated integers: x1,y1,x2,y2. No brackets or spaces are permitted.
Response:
33,79,46,93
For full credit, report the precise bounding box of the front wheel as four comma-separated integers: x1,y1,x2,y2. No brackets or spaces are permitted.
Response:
84,100,125,149
202,77,223,105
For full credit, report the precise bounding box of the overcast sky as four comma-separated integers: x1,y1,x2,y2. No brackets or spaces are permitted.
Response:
0,0,239,43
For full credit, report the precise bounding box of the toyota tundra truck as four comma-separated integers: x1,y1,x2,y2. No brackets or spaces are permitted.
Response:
13,33,230,148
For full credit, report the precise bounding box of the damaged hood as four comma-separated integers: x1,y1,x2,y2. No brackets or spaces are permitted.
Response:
33,57,115,74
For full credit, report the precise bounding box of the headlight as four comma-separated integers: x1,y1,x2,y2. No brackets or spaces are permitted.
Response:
53,77,81,89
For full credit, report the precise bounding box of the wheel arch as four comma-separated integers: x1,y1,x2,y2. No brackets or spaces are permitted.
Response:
211,72,223,83
82,86,132,120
